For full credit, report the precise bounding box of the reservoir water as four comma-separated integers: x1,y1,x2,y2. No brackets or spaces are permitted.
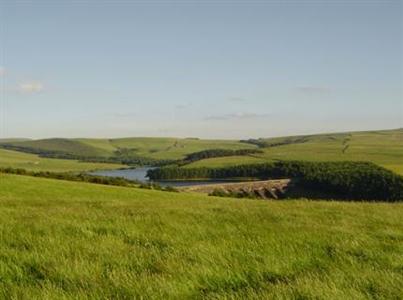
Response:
89,167,242,187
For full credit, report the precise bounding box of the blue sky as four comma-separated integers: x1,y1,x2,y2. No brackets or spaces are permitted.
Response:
0,0,402,139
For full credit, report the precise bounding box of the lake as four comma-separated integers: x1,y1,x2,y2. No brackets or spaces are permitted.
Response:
89,167,243,187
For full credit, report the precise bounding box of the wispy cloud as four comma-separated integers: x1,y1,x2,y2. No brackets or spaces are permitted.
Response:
0,67,5,76
110,112,137,119
175,103,190,109
204,112,270,121
295,85,331,95
18,81,44,94
228,97,247,103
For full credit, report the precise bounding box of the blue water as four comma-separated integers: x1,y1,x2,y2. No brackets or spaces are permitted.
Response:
89,167,242,187
90,167,154,182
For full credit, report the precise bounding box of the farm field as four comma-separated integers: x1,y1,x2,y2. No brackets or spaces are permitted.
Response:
0,174,402,299
4,137,256,161
3,2,401,299
185,129,403,175
2,129,402,174
0,149,124,172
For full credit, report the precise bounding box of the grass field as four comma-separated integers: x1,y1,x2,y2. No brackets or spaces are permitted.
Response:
0,149,124,172
185,129,403,175
0,173,402,299
2,129,402,174
5,137,256,161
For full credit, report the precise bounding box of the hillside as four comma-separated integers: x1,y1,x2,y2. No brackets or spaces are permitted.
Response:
2,129,402,174
0,173,402,298
5,138,112,157
0,149,124,172
4,137,257,161
185,128,403,175
0,138,31,144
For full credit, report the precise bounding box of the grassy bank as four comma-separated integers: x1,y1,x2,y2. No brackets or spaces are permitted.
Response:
0,174,402,298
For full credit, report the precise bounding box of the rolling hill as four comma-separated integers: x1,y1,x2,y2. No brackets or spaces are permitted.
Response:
5,138,112,157
0,149,124,172
0,173,402,298
1,128,402,174
3,137,257,160
184,128,403,175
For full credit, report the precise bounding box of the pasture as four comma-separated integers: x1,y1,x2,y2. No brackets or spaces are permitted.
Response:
185,129,403,175
0,149,124,172
5,137,256,161
0,174,402,299
2,129,402,174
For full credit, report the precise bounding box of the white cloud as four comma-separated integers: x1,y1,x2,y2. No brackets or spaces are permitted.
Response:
18,81,44,94
204,112,270,121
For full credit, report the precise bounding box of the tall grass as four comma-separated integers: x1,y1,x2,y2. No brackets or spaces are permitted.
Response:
0,174,402,299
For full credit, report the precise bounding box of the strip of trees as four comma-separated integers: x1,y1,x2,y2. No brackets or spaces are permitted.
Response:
182,148,263,164
240,137,308,148
147,161,403,201
0,167,177,192
0,144,174,166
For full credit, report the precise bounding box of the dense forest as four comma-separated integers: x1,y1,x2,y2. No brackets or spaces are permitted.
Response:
147,161,403,201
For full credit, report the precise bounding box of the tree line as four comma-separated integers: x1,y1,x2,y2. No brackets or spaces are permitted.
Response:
181,148,263,164
0,167,177,192
240,137,308,148
0,144,174,166
147,161,403,201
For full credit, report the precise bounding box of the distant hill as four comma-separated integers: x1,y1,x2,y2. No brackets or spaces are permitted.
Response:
0,138,31,144
3,137,256,161
1,128,402,174
4,138,112,157
185,128,403,175
0,148,124,172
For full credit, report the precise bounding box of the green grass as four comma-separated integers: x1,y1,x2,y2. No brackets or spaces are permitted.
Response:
0,149,124,172
85,137,257,160
185,129,403,175
0,138,31,143
4,129,403,174
7,137,256,161
8,138,112,157
0,174,402,299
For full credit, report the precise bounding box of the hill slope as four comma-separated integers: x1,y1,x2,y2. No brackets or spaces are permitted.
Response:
2,129,402,173
6,138,112,157
186,128,403,174
0,149,124,172
0,174,402,298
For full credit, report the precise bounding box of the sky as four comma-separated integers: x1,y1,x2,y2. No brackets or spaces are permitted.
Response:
0,0,402,139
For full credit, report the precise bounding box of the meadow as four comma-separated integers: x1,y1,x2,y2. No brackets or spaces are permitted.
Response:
0,149,124,172
2,129,402,174
185,129,403,175
0,173,402,299
3,137,255,161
